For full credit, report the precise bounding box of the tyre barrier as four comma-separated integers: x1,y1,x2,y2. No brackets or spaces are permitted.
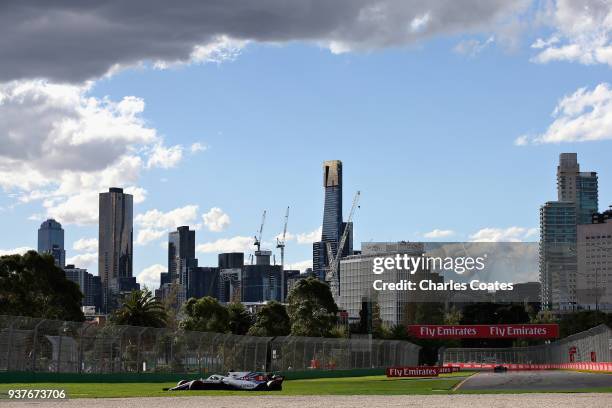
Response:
444,362,612,372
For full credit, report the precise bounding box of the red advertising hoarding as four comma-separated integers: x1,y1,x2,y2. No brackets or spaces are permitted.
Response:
386,366,461,377
408,324,559,339
386,367,440,377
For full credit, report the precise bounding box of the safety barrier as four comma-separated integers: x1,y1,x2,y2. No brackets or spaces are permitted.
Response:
444,362,612,372
0,315,420,375
442,324,612,372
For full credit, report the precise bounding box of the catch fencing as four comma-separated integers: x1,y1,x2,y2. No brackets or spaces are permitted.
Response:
442,324,612,370
0,315,420,374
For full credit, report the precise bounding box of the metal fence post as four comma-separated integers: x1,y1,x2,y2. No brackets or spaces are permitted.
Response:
31,319,44,372
56,332,63,373
136,327,147,373
5,320,15,371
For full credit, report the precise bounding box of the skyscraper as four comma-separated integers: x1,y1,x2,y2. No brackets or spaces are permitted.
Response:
98,187,134,312
540,153,599,311
313,160,353,280
168,225,196,303
64,264,103,312
37,219,65,268
576,208,612,312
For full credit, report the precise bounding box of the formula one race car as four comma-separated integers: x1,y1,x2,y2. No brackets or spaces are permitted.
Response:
164,372,284,391
493,365,508,373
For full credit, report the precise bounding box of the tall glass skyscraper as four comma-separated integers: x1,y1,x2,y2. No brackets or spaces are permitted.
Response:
540,153,598,311
313,160,353,281
98,187,134,312
37,219,65,268
321,160,343,242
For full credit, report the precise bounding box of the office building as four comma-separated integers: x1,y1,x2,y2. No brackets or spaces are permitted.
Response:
38,219,65,268
283,269,301,300
494,281,541,306
339,242,443,326
168,226,196,281
313,160,353,281
576,208,612,311
98,187,135,312
218,252,244,269
63,265,102,312
187,267,219,299
218,251,284,303
168,226,196,303
540,154,599,311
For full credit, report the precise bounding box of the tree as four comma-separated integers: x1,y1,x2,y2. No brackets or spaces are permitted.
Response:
444,306,462,325
287,277,338,337
181,296,229,333
111,289,168,328
0,251,84,321
559,311,612,337
460,303,530,347
248,301,290,336
227,302,252,335
356,299,385,336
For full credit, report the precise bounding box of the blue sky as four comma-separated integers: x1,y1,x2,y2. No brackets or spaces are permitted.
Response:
1,1,611,289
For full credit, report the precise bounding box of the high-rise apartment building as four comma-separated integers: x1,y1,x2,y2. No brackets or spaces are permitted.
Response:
576,208,612,311
313,160,353,281
37,219,65,268
98,187,135,312
540,154,598,311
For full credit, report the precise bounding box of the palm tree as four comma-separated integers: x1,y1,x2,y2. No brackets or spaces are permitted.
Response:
112,289,168,328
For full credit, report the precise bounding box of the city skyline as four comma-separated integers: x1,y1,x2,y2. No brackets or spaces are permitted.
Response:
1,2,612,292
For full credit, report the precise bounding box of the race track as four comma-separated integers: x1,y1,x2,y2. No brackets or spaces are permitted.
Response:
2,394,612,408
458,370,612,391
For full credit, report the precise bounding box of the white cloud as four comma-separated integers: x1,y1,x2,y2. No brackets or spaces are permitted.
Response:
0,246,34,256
514,135,529,146
66,252,97,269
73,238,98,252
469,226,538,242
410,12,431,33
0,80,183,225
532,0,612,66
196,236,254,253
135,229,167,246
137,264,166,290
285,259,313,273
134,205,199,246
423,229,455,239
453,36,495,57
135,205,199,230
296,227,322,244
190,142,208,153
146,143,183,169
202,207,231,232
531,35,560,49
124,186,148,204
519,83,612,144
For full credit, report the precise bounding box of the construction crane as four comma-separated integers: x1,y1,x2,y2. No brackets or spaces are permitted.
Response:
276,206,290,301
326,191,360,298
253,210,266,252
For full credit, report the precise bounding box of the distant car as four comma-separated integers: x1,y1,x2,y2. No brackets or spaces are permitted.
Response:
164,372,284,391
493,365,508,373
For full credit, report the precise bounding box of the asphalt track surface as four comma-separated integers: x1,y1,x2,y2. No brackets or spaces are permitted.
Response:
2,394,612,408
458,370,612,391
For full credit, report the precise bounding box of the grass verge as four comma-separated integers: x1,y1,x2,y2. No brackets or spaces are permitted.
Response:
0,373,472,398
